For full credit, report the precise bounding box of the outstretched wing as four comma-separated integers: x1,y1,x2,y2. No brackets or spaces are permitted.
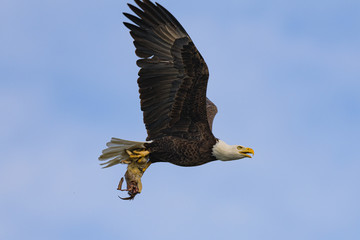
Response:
124,0,211,140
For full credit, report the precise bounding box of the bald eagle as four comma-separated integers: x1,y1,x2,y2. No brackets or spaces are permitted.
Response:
99,0,254,200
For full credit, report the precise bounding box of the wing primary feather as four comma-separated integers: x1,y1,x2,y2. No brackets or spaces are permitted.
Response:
134,38,170,57
123,22,142,32
130,30,172,50
128,3,157,27
123,12,149,28
155,2,188,35
134,0,165,25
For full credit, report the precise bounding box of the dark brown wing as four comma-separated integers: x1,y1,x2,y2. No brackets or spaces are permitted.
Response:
206,98,218,131
124,0,211,140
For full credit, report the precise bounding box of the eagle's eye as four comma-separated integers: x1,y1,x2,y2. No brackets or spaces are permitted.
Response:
237,146,242,150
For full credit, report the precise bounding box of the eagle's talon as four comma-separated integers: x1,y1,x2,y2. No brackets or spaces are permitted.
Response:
125,150,139,160
133,149,150,157
126,149,150,161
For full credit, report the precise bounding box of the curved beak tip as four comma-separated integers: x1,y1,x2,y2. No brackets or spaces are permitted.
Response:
240,148,254,158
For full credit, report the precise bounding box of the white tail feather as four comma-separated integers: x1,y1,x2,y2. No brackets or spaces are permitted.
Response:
99,137,150,168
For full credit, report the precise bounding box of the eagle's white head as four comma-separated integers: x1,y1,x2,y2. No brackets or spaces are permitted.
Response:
212,140,254,161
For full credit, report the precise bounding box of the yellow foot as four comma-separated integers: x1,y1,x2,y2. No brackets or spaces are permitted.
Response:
126,149,150,163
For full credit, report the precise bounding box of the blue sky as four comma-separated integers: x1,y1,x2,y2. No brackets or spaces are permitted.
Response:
1,0,359,239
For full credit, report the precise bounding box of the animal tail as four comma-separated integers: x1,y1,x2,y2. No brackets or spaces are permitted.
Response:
98,137,149,168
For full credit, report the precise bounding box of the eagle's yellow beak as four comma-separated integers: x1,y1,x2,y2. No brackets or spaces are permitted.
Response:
239,147,254,158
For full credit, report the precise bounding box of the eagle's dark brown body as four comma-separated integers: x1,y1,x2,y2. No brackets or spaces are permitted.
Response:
145,122,217,166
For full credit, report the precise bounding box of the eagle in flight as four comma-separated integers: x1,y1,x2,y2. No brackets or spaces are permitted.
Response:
99,0,254,200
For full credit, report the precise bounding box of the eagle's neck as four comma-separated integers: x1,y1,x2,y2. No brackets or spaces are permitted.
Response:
212,139,240,161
